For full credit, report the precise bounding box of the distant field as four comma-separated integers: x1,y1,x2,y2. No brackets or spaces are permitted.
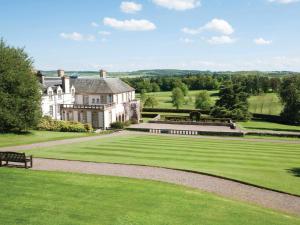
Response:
137,90,219,109
1,169,298,225
138,91,283,115
26,134,300,195
0,131,98,148
249,93,283,115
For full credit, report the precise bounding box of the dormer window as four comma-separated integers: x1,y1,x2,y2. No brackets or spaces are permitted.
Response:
49,91,53,100
58,90,62,100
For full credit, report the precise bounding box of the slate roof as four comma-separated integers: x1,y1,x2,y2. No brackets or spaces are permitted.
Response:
70,77,134,94
42,77,134,94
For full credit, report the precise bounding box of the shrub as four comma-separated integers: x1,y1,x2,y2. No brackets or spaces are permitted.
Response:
37,117,93,133
110,121,124,129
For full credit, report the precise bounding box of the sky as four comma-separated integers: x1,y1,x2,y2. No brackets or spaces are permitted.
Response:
0,0,300,72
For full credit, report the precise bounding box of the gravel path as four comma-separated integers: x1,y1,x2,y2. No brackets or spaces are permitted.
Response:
31,158,300,216
0,130,299,153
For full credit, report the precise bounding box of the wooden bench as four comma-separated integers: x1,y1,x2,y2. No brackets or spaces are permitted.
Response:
0,152,33,169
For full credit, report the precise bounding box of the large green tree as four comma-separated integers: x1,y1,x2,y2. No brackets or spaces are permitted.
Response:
171,87,184,109
144,96,158,108
211,82,251,121
279,76,300,124
195,91,212,110
0,39,41,131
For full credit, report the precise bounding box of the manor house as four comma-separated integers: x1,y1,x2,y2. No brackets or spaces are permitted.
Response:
37,70,140,129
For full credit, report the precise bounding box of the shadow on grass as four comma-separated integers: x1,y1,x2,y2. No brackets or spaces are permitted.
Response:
0,130,33,135
287,168,300,177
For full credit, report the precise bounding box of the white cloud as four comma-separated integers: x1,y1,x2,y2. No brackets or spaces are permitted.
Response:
121,1,142,13
269,0,299,4
254,38,272,45
152,0,201,10
103,17,156,31
60,32,95,41
180,37,194,43
181,27,200,35
207,35,236,45
91,22,99,27
98,31,111,36
182,18,234,35
204,19,234,35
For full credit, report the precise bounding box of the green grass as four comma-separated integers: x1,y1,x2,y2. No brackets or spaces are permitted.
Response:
0,168,299,225
26,134,300,195
0,130,99,147
138,91,283,115
239,121,300,132
137,90,219,109
249,93,283,115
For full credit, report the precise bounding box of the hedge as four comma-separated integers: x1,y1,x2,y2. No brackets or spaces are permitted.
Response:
37,116,93,133
143,108,210,114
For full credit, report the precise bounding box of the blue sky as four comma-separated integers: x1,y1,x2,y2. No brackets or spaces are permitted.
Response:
0,0,300,71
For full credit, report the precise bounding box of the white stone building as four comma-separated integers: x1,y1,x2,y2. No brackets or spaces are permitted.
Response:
38,70,140,129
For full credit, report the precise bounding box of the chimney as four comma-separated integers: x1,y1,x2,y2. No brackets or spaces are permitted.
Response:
37,71,45,84
57,69,65,77
100,69,107,78
62,76,70,94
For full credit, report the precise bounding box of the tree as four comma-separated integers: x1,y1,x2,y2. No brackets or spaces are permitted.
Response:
171,87,184,109
144,96,158,108
0,39,41,131
279,76,300,124
211,81,251,121
195,91,212,110
151,83,160,92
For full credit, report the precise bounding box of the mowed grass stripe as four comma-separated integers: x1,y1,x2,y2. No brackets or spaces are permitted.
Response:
73,145,300,164
88,139,300,156
27,135,300,195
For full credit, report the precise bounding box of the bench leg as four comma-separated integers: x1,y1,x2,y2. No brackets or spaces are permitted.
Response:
25,161,28,169
0,160,2,167
31,156,33,168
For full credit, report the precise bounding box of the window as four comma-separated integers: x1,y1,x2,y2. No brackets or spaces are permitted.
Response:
58,90,62,100
71,88,75,97
96,99,100,104
92,98,95,104
83,96,89,104
49,91,53,100
101,95,105,104
49,106,53,116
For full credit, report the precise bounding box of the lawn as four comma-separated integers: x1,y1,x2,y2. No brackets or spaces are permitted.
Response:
0,168,299,225
137,90,219,109
0,130,99,148
249,93,283,115
137,91,283,115
239,121,300,132
26,134,300,195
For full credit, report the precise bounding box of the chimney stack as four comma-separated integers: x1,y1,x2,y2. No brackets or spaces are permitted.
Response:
62,76,70,94
37,71,45,84
57,69,65,77
100,69,107,78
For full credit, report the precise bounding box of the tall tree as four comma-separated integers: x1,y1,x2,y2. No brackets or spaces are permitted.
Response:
171,87,184,109
144,96,158,108
195,91,212,110
279,76,300,124
0,39,41,131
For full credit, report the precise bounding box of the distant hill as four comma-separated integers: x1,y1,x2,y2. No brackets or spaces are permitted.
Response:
41,69,300,78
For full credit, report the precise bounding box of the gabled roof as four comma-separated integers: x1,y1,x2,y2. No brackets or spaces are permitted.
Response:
70,77,134,94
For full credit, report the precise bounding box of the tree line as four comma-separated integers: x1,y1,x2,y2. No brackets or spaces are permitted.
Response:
122,74,282,95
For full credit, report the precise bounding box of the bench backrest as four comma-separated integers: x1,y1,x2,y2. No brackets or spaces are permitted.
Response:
0,152,26,162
